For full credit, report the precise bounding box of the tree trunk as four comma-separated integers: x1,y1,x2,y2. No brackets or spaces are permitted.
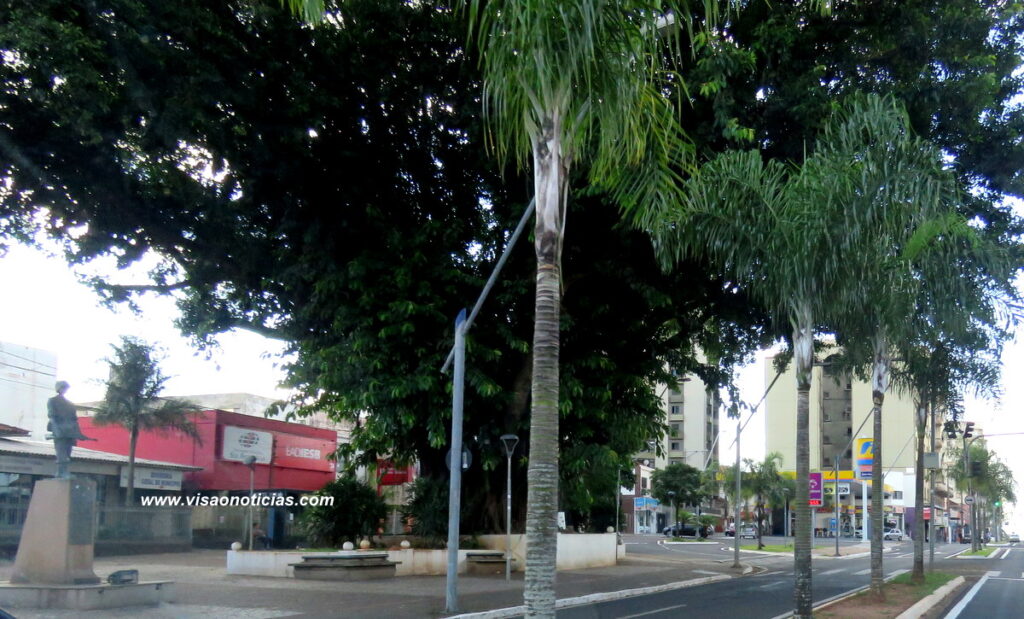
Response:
792,316,813,619
869,338,889,599
911,403,926,583
523,113,567,619
126,425,139,507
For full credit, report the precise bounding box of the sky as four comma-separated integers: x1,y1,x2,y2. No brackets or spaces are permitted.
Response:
1,239,1021,533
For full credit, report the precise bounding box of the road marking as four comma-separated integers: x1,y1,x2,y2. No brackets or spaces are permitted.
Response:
692,570,720,576
820,568,845,576
620,603,687,618
759,581,786,589
887,569,909,578
945,571,1001,619
1001,548,1013,559
853,568,871,575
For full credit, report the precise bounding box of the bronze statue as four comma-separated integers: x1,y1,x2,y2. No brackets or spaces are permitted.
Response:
47,381,92,478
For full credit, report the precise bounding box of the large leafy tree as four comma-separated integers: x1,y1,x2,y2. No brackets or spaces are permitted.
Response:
650,462,705,514
92,336,200,506
0,0,768,536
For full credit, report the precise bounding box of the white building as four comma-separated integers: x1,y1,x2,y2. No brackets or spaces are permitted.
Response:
0,342,58,440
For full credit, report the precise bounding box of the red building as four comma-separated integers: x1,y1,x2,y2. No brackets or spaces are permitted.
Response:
79,409,337,494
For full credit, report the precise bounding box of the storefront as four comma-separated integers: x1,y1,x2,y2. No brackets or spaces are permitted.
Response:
80,409,337,547
0,435,198,552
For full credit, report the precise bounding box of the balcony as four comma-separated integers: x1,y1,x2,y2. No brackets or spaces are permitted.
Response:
934,480,951,499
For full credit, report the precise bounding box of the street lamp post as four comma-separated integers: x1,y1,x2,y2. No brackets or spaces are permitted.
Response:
500,434,519,581
245,455,256,551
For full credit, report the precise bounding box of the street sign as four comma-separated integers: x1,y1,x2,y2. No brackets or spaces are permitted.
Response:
445,446,472,471
923,507,931,520
809,472,822,505
965,496,975,504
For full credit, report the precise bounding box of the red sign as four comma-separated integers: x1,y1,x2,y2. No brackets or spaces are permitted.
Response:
378,460,412,486
273,433,336,472
923,507,931,521
809,499,822,506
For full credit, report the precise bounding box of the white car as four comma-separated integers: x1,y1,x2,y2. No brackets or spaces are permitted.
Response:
883,528,904,541
1009,533,1020,543
739,525,757,539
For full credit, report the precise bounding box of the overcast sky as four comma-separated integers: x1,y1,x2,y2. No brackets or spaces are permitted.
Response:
1,238,1021,532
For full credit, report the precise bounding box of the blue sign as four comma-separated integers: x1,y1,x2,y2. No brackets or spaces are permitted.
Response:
633,497,660,510
829,518,837,530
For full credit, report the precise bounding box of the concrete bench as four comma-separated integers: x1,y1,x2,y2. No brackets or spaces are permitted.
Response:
290,553,399,581
466,552,513,576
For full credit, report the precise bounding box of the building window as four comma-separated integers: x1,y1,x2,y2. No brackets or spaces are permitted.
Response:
670,405,681,416
823,414,832,423
670,423,680,437
892,491,903,500
671,442,680,451
823,435,832,445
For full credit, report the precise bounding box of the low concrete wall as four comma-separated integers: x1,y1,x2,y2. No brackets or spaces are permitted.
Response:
227,533,616,578
477,533,617,571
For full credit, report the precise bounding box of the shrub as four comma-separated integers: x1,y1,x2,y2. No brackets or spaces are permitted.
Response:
403,476,459,542
297,476,388,547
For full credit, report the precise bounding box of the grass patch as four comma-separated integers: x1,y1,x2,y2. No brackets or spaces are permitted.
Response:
960,547,997,557
817,572,956,618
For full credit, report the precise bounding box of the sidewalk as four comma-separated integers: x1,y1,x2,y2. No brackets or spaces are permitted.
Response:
0,550,748,618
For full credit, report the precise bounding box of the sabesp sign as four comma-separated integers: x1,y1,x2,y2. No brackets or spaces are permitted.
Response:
274,433,335,472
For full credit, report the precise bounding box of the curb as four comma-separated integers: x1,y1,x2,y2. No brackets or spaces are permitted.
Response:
447,574,731,619
894,575,965,619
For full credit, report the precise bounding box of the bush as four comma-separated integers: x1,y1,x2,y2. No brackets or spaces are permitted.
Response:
297,477,388,547
403,476,459,542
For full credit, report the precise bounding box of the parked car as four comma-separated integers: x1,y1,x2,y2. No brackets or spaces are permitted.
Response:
725,523,736,537
663,522,700,537
739,525,757,539
883,528,904,541
1008,533,1020,543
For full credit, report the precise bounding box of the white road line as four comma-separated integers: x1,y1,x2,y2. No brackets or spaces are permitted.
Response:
945,571,1001,619
819,568,845,576
853,568,871,575
692,570,720,576
1001,548,1013,559
620,603,688,619
759,581,786,589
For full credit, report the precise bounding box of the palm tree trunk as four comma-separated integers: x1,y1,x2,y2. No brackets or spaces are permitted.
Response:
126,425,139,507
792,317,813,619
911,403,926,583
870,340,888,598
524,114,567,619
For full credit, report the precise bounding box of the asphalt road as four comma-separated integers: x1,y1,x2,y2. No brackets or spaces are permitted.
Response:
558,536,970,618
942,543,1024,619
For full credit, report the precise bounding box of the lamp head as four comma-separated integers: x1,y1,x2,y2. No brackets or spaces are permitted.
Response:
499,434,519,457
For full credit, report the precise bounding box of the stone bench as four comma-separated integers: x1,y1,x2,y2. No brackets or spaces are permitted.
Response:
465,552,513,576
290,553,399,581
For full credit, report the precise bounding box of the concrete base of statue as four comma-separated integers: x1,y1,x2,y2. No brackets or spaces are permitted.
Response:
11,478,100,585
0,478,175,610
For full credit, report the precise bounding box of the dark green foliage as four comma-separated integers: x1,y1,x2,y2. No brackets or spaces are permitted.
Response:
298,477,388,546
650,462,706,509
0,0,769,531
403,476,455,541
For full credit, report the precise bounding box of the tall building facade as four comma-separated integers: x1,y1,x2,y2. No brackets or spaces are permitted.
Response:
764,353,952,537
0,342,57,440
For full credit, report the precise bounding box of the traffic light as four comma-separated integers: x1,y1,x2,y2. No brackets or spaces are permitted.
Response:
970,460,983,477
963,422,975,438
943,421,959,439
994,500,1001,508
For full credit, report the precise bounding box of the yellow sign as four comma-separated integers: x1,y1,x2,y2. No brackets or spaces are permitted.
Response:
855,438,873,462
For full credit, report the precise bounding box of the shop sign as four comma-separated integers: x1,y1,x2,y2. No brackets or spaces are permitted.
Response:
120,466,183,491
377,459,411,485
274,433,335,472
222,426,272,464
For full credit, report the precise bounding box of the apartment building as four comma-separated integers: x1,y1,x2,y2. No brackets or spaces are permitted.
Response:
623,369,722,533
764,353,931,536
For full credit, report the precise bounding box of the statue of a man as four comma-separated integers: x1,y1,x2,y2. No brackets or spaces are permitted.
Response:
47,381,91,478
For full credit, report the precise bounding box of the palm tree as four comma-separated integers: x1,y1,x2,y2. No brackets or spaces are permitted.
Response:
744,452,784,550
92,337,200,506
818,94,966,598
649,146,851,618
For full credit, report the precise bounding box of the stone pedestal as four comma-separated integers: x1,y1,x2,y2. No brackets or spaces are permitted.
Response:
11,478,100,585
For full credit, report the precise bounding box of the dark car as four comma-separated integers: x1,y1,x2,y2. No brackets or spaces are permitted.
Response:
663,522,701,537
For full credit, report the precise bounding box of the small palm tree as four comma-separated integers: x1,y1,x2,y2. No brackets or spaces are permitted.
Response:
92,337,200,506
744,452,784,550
